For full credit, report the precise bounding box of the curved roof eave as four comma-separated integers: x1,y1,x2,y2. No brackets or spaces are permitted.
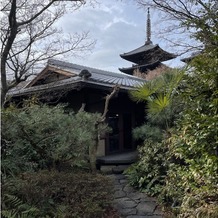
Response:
119,60,161,74
120,44,177,63
120,43,158,58
8,59,146,97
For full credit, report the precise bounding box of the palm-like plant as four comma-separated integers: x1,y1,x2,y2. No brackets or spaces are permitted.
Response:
125,69,185,195
131,69,184,129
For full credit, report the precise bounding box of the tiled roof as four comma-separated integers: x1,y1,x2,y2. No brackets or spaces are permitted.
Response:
120,43,157,57
119,61,161,74
120,43,177,64
8,59,146,97
48,59,145,87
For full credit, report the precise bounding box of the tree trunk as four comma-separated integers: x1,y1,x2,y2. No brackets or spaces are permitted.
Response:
89,85,120,172
1,72,8,107
89,140,97,173
1,0,18,107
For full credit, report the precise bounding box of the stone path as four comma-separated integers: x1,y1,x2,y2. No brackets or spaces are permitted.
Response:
107,173,164,218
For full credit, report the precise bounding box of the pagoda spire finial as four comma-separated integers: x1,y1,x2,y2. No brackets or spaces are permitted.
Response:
145,7,152,45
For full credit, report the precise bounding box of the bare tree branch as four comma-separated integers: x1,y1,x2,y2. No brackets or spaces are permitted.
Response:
100,85,120,122
1,0,96,107
136,0,218,56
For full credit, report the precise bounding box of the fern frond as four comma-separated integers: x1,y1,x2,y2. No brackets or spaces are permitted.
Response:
1,194,39,218
2,209,17,218
3,194,23,209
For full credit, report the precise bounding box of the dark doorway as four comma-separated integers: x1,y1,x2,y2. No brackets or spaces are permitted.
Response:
123,113,132,150
106,112,134,154
108,114,120,153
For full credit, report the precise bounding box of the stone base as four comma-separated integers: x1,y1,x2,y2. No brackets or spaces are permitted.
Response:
112,165,130,174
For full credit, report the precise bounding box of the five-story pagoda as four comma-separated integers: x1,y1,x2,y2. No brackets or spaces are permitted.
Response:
119,8,177,76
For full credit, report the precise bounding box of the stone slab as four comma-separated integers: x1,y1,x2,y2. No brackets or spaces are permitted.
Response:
114,174,127,180
123,184,136,192
114,190,126,198
113,184,124,191
127,216,159,218
119,208,137,216
114,198,138,209
120,179,128,184
127,192,147,200
136,201,157,215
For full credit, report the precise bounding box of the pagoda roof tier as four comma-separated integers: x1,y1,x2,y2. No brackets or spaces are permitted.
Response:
120,43,177,65
119,60,161,75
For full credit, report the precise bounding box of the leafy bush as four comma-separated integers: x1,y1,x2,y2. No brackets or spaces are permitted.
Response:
1,103,108,175
1,103,115,217
125,71,183,197
161,50,218,217
2,170,113,218
133,124,163,142
125,139,168,196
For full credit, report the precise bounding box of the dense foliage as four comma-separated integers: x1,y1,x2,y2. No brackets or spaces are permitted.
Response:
1,103,113,217
125,50,218,217
2,103,108,175
125,70,184,196
125,139,168,196
2,170,113,218
125,1,218,216
161,50,218,217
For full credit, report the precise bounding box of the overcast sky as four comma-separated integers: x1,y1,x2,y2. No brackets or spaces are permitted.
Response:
57,0,186,73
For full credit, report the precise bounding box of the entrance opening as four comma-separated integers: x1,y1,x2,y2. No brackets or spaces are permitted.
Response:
108,114,119,153
123,113,132,150
107,112,134,154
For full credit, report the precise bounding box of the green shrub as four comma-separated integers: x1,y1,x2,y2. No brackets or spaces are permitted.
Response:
2,170,113,218
132,124,163,142
1,103,108,175
126,71,183,197
125,139,169,196
161,50,218,217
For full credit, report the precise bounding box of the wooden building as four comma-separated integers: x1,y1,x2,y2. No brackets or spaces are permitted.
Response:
9,59,146,157
8,9,177,160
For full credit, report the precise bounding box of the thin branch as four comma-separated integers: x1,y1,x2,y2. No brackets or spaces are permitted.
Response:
17,0,85,26
17,1,55,26
100,85,120,123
